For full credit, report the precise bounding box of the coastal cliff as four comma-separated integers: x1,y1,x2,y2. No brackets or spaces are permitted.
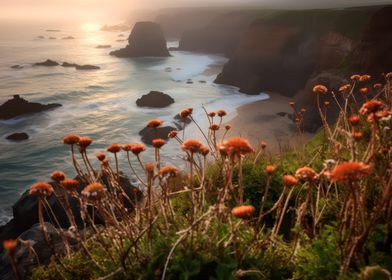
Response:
213,8,379,96
110,22,170,57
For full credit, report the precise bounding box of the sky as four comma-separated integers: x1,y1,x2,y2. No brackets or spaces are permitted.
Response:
1,0,391,21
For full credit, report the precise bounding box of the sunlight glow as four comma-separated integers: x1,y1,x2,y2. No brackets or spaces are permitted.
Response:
81,22,101,32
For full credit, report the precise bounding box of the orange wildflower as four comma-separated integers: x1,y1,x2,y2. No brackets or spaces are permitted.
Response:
350,74,361,81
209,124,220,131
231,205,255,219
289,101,295,107
208,112,216,118
217,143,228,157
283,175,298,187
29,182,53,197
168,130,178,138
225,124,232,130
159,165,178,177
295,167,317,182
260,141,267,149
313,85,328,94
82,182,105,198
324,101,330,107
359,100,386,115
107,144,121,153
63,134,80,145
359,88,368,94
182,139,203,153
131,143,146,155
339,84,351,92
122,144,133,152
330,162,371,182
78,136,92,148
145,163,154,173
3,240,17,253
61,179,79,191
96,153,106,161
300,108,306,113
386,72,392,79
223,137,253,157
152,138,166,149
51,171,65,182
179,109,192,119
265,165,276,174
359,75,371,82
349,115,360,126
373,83,383,90
217,109,227,117
352,131,363,141
147,119,163,128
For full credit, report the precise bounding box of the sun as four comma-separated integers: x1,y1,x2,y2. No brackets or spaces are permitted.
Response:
81,22,100,32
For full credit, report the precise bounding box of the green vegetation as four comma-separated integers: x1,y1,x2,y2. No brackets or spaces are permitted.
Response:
2,73,391,280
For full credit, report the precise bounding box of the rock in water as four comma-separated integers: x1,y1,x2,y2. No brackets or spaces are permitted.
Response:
136,91,174,108
33,59,59,66
0,95,62,120
10,65,23,69
110,22,170,57
139,126,177,145
61,62,78,67
75,64,100,70
6,133,29,141
96,44,111,49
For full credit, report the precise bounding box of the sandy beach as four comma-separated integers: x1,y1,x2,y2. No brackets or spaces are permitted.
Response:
220,93,314,154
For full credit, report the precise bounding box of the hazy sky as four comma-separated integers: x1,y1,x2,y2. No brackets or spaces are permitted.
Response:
1,0,391,21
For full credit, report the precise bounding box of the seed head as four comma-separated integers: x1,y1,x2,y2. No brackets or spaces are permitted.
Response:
30,182,53,197
313,85,328,94
63,134,80,145
225,124,232,130
147,119,163,128
199,146,210,156
131,143,146,155
209,124,220,131
231,205,255,219
182,139,203,153
107,144,121,153
295,167,317,182
330,162,371,182
283,175,298,187
50,171,65,182
217,110,227,117
152,138,166,149
208,112,216,118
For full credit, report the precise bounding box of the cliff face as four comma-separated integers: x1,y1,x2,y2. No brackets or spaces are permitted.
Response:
110,22,170,57
351,6,392,76
213,7,382,96
215,21,353,95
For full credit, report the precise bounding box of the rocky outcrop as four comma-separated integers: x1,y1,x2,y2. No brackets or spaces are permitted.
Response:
0,223,76,280
0,175,138,245
351,6,392,76
10,65,23,69
61,63,100,70
61,36,74,40
6,133,29,141
0,95,61,120
215,19,354,96
96,44,111,49
139,126,176,145
136,91,174,108
33,59,59,66
110,22,170,57
75,64,100,70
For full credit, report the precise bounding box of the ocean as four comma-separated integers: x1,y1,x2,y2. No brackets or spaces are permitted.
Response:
0,20,268,225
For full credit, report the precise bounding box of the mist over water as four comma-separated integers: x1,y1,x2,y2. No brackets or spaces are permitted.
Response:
0,20,268,224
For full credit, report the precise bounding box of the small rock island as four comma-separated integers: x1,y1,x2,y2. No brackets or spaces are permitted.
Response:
0,95,62,120
110,22,170,57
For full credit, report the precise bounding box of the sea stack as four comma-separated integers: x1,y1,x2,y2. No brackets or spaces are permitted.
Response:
110,22,170,57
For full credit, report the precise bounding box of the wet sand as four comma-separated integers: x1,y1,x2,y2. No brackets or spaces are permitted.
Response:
219,93,313,154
